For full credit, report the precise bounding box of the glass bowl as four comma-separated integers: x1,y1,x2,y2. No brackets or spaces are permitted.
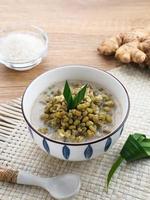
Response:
0,25,48,71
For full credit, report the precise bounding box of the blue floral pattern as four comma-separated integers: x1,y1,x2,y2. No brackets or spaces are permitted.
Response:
43,138,50,154
104,137,112,152
62,145,70,159
28,127,34,139
120,126,124,135
84,144,93,159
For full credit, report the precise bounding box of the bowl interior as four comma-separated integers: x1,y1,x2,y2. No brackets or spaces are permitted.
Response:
22,65,129,140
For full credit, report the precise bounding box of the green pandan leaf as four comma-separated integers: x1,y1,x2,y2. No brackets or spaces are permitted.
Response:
140,139,150,156
107,155,124,190
133,133,146,142
63,80,74,110
106,133,150,190
120,134,147,162
73,84,87,108
63,80,87,110
132,134,150,156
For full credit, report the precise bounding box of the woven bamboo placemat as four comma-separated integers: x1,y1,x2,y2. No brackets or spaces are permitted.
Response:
0,66,150,200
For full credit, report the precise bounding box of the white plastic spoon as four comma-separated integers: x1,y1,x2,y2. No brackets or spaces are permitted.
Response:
0,167,81,199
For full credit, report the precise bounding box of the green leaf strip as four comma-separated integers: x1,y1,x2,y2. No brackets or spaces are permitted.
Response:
107,155,124,190
63,81,74,110
73,84,87,108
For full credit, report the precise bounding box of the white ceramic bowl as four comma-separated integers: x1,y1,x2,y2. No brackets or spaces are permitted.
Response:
22,65,130,161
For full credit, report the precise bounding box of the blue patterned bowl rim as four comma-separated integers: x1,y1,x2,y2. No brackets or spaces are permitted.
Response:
21,65,130,146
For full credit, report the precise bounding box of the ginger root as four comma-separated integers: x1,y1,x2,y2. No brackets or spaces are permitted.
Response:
98,28,150,66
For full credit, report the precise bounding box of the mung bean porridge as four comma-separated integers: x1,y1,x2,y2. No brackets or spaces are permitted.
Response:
31,81,122,143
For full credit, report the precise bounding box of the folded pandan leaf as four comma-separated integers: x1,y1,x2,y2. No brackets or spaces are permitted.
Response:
107,133,150,190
